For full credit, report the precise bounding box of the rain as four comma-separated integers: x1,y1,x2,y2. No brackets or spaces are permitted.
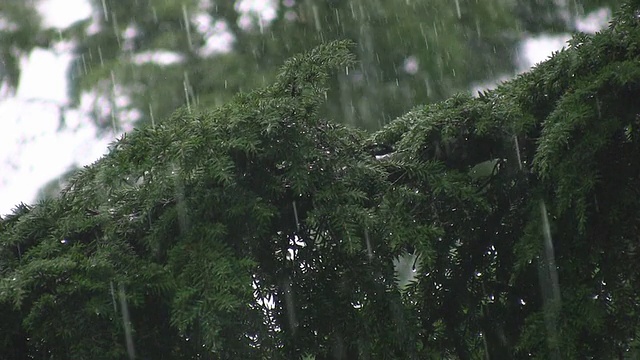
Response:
0,0,635,358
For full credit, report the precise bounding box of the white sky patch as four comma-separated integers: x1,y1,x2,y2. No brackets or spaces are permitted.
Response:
471,35,570,95
0,107,109,218
403,56,419,75
132,50,185,65
122,24,139,52
38,0,91,28
0,0,105,216
522,7,611,67
235,0,278,31
521,34,572,67
200,21,235,56
15,49,70,103
192,11,234,56
0,51,111,215
235,0,278,19
194,12,214,34
473,7,611,94
576,7,612,33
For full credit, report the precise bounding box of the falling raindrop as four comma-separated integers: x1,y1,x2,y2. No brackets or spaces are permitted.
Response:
118,283,136,360
111,12,121,47
182,4,194,50
98,46,104,66
539,201,561,359
312,5,321,32
149,104,155,128
81,54,88,75
364,228,373,260
283,280,297,332
292,201,300,231
172,162,189,233
110,281,117,312
454,0,462,19
101,0,108,21
514,135,523,170
110,70,118,132
183,71,192,113
540,201,560,301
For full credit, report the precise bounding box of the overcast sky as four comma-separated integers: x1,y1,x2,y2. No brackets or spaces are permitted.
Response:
0,0,610,216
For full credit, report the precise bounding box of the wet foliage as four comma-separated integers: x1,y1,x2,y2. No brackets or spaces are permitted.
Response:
2,1,640,358
0,0,625,132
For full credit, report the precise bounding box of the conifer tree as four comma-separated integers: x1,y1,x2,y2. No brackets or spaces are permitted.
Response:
2,1,640,358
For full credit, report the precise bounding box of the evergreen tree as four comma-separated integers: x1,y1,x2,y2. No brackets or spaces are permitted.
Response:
2,1,640,358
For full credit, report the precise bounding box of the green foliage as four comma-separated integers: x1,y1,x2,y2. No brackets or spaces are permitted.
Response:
2,1,640,357
4,0,624,133
0,1,52,93
57,0,524,132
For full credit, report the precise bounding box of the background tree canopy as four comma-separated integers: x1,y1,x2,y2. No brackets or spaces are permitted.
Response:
0,0,625,132
2,0,625,203
2,0,640,358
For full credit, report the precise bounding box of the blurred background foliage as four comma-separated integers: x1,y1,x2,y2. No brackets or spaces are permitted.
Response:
1,0,625,133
